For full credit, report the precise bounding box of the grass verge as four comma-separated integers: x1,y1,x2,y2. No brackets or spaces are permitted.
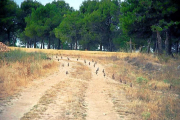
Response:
102,53,180,120
0,49,59,98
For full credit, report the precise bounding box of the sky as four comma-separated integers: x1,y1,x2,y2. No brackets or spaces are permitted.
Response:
15,0,84,10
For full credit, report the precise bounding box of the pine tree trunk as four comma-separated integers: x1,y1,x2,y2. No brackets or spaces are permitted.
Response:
147,39,151,54
175,39,179,54
139,46,142,53
71,43,73,50
157,31,163,55
109,38,112,51
100,41,102,51
58,39,60,50
41,39,43,49
52,39,55,49
48,37,50,49
34,37,36,48
75,38,77,50
29,40,31,48
130,38,132,53
43,40,44,49
165,31,172,56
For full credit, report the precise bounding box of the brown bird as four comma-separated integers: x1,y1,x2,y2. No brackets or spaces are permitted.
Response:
97,67,99,71
169,84,173,90
89,62,90,65
67,57,69,60
68,63,69,66
124,80,126,84
62,64,64,67
92,59,94,62
77,58,78,61
94,63,96,67
130,83,132,87
120,78,122,83
61,56,62,59
66,71,68,74
56,55,57,58
102,69,104,73
84,60,86,64
58,59,59,61
104,73,106,77
96,70,98,74
112,74,115,79
154,85,157,90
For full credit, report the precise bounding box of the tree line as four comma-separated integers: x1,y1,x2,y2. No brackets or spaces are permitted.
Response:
0,0,180,55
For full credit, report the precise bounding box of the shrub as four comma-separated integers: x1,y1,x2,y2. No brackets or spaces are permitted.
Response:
136,77,148,84
142,112,151,120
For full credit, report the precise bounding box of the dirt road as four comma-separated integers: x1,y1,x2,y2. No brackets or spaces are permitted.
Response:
0,56,136,120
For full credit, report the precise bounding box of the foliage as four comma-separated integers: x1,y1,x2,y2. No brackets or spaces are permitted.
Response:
0,0,180,54
136,77,148,84
142,112,151,120
0,49,47,62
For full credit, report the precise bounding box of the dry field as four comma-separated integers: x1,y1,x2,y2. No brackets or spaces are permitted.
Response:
0,47,180,120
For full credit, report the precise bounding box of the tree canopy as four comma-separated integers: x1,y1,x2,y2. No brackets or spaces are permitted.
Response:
0,0,180,55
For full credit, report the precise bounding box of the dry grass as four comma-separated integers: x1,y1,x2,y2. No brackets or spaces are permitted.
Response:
70,62,92,81
101,53,180,120
7,47,180,119
0,50,59,98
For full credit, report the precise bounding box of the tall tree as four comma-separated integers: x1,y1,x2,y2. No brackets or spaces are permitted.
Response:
0,0,19,44
120,0,180,55
55,11,82,50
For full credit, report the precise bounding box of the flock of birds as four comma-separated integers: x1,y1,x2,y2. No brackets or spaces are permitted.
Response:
51,55,175,90
53,55,134,88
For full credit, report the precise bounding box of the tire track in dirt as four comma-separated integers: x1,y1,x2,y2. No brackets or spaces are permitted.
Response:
0,58,71,120
76,58,137,120
83,60,119,120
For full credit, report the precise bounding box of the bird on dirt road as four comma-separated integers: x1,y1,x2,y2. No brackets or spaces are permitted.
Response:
66,71,68,74
120,78,122,83
112,74,115,79
130,83,132,87
96,70,98,75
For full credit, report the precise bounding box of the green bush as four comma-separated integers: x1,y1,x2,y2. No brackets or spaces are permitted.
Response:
136,77,148,84
142,112,151,120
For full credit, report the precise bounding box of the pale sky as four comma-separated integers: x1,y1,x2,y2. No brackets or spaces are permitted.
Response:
15,0,85,10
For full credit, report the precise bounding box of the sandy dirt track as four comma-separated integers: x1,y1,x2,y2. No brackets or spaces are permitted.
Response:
0,56,136,120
